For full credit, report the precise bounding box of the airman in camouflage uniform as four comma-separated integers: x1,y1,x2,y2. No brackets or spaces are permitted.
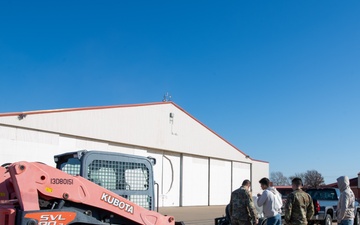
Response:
284,178,314,225
229,179,259,225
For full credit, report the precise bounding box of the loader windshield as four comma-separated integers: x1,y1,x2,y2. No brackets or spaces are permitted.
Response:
58,158,81,176
87,159,151,209
88,159,150,191
54,150,155,210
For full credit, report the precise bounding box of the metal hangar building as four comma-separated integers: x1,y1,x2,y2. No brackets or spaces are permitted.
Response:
0,102,268,207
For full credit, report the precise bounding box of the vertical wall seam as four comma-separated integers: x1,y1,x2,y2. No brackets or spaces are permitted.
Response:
231,161,233,193
208,157,210,206
179,153,183,207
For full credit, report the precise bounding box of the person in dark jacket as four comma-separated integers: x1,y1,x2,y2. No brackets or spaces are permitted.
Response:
284,177,314,225
229,179,259,225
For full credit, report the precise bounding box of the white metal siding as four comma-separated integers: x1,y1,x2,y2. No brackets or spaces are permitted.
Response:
209,159,232,205
182,155,208,206
161,153,181,207
0,126,59,166
232,162,251,191
141,150,181,207
0,103,270,207
251,160,269,195
0,104,255,163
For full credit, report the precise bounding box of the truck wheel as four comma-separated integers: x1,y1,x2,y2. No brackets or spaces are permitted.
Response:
354,211,360,225
322,214,332,225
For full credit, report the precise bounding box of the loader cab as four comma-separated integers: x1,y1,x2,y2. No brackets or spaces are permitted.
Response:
54,150,156,211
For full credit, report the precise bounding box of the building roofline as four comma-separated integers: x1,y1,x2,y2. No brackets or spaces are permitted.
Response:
326,177,358,186
0,102,166,117
169,102,268,163
0,101,268,163
274,185,293,188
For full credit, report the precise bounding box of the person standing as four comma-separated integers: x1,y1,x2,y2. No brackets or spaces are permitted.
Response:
336,176,355,225
257,177,282,225
229,179,259,225
284,177,314,225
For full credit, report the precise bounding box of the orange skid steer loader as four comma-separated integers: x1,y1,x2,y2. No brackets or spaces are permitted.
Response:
0,150,184,225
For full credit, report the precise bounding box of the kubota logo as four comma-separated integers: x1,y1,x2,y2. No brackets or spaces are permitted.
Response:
100,192,134,214
25,212,76,225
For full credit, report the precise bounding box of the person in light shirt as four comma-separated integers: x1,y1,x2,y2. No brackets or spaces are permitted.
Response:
257,177,282,225
336,176,355,225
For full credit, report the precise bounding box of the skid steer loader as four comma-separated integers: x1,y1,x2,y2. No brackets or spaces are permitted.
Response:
0,150,184,225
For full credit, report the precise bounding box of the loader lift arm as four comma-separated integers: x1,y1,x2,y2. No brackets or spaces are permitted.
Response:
0,161,177,225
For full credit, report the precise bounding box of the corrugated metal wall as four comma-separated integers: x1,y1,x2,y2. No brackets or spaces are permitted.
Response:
0,103,268,206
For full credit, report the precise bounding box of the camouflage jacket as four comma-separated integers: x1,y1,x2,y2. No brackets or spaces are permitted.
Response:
284,189,314,225
229,186,258,222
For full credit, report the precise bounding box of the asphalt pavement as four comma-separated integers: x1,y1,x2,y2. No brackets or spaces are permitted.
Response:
159,206,338,225
159,205,226,225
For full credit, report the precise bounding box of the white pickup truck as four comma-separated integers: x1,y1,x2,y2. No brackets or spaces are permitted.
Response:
306,188,360,225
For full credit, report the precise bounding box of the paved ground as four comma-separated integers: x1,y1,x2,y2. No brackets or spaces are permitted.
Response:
159,206,338,225
159,205,226,225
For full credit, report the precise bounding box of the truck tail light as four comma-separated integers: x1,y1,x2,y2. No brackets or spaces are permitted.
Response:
314,200,320,214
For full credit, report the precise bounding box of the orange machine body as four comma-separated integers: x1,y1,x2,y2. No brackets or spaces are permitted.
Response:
0,161,176,225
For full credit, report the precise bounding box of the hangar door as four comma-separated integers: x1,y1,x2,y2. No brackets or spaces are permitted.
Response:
130,149,181,207
161,153,181,207
209,159,232,205
232,162,251,190
182,155,208,206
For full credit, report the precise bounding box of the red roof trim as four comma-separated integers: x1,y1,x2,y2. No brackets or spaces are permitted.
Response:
169,102,268,163
326,177,358,186
274,185,293,189
0,102,168,117
0,101,268,163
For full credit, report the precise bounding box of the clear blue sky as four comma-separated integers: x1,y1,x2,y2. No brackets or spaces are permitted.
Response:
1,1,360,184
